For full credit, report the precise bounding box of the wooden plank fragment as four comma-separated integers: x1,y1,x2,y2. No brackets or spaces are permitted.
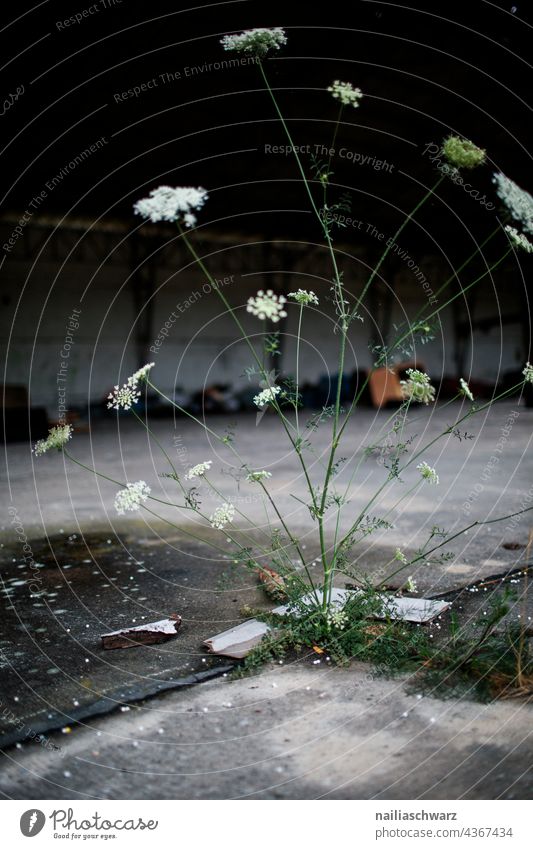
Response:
101,614,182,650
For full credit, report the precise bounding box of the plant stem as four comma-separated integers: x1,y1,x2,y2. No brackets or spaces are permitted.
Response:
62,449,188,511
350,175,446,322
142,379,309,570
333,245,513,460
295,303,303,433
177,225,320,516
336,379,527,555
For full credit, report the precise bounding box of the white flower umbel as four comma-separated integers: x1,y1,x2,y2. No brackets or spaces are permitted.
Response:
459,378,474,401
253,386,281,408
220,27,287,58
417,462,439,485
107,382,141,411
505,225,533,254
128,362,155,385
400,369,436,405
327,80,363,108
114,481,151,515
326,608,349,630
246,470,272,482
33,424,73,456
405,576,417,592
288,289,319,306
394,548,408,564
523,362,533,384
246,289,287,322
209,502,235,530
493,173,533,235
134,186,208,227
185,460,212,480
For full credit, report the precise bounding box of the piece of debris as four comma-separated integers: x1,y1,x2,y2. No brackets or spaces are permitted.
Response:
363,623,388,639
203,620,270,659
502,542,525,550
101,614,182,650
204,588,451,659
257,567,287,601
272,589,450,624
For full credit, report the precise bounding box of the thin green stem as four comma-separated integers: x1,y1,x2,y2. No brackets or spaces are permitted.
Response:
327,104,344,169
262,502,320,605
177,225,320,515
63,449,188,511
336,379,525,554
407,504,533,571
144,378,309,570
400,378,521,478
202,474,274,551
259,62,325,231
258,63,450,610
295,303,303,433
333,245,513,459
350,175,446,321
139,503,257,563
130,406,187,496
393,225,501,339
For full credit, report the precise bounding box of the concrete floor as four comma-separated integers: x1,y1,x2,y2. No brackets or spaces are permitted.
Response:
1,662,531,800
1,401,532,798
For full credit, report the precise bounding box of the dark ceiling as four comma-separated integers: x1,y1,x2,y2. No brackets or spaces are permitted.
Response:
1,0,532,262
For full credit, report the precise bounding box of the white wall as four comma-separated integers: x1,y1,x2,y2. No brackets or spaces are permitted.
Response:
1,228,526,416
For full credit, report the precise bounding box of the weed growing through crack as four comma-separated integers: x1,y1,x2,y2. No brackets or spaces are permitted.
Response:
35,27,533,696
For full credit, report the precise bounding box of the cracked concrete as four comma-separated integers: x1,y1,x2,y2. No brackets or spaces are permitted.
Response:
1,402,532,798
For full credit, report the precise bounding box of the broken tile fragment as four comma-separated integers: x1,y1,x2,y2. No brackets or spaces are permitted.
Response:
204,589,450,659
101,614,182,650
203,620,270,659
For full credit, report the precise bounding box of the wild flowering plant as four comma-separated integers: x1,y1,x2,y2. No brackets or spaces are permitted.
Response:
33,424,73,456
38,28,533,652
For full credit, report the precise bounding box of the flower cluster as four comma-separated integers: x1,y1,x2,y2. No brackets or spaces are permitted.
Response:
493,172,533,235
185,460,212,480
400,369,435,405
220,27,287,58
505,225,533,254
107,362,156,410
253,386,281,408
394,548,408,564
405,576,417,593
417,462,439,485
209,502,235,530
246,289,287,322
442,136,486,169
459,378,474,401
288,289,319,306
327,80,363,108
246,470,272,482
129,362,155,384
134,186,208,227
33,424,73,456
523,362,533,384
107,382,141,411
326,608,349,630
114,481,151,515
